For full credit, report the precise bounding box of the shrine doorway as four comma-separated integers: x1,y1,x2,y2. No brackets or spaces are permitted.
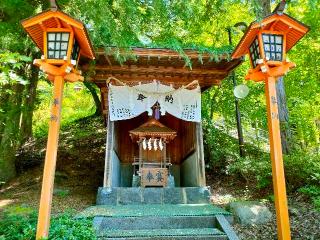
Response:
107,112,206,187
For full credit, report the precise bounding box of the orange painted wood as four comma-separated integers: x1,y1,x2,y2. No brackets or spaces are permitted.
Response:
36,75,64,240
43,31,47,59
67,31,74,61
245,61,296,82
258,32,265,60
265,76,291,240
46,27,71,32
64,72,84,82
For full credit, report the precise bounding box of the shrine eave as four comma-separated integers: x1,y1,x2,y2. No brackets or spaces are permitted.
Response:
80,47,243,89
129,118,177,142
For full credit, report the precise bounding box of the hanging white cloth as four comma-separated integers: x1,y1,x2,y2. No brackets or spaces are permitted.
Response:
108,78,201,122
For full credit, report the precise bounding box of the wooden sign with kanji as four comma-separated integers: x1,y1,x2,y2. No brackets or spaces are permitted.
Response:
141,168,168,187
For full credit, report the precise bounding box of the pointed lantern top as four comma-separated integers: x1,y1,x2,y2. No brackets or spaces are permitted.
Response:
232,9,309,60
21,6,95,60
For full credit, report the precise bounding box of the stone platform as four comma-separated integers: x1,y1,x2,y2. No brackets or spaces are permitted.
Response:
96,187,212,205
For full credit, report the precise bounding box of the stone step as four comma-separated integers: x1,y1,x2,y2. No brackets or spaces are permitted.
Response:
96,187,211,205
77,204,238,240
97,228,228,240
77,204,232,219
94,216,217,230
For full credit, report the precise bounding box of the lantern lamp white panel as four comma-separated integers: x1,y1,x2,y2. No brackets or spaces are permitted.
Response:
46,32,70,59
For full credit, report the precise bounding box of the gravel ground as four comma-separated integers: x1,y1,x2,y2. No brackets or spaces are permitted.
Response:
207,174,320,240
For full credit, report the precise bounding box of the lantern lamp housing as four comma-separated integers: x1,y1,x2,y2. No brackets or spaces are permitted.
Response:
232,10,309,75
71,38,81,63
47,31,70,60
21,9,95,66
262,34,283,62
249,37,261,68
248,32,284,68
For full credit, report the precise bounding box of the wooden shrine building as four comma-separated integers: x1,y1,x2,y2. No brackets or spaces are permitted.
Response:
82,48,242,188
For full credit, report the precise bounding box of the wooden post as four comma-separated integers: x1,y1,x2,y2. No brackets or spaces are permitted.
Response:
265,76,291,240
36,75,64,239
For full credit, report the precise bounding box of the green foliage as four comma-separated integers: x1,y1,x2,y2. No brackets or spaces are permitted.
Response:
227,155,272,189
33,81,96,138
199,1,320,208
299,185,320,198
0,207,96,240
0,51,31,87
283,152,320,188
299,185,320,211
63,0,252,65
222,148,320,191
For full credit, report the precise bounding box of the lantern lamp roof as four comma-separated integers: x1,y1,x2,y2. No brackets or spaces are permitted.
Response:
232,13,309,59
21,9,95,60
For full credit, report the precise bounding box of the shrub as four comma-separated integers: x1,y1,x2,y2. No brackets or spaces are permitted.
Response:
0,206,96,240
227,155,272,189
283,151,320,189
227,150,320,192
298,185,320,211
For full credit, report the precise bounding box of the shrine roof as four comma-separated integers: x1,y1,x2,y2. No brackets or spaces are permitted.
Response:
129,118,177,141
81,47,243,90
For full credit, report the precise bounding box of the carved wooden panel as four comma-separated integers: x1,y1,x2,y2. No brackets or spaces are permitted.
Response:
140,168,168,187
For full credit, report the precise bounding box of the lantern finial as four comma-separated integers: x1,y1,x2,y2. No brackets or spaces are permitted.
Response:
273,0,286,15
50,0,59,11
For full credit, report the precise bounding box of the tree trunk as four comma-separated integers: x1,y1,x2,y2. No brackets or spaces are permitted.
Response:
209,87,220,120
276,77,291,154
84,81,102,116
253,0,271,20
0,86,11,144
20,65,39,142
0,83,24,182
255,0,291,154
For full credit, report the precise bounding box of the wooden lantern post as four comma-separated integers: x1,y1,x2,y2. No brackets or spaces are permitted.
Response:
21,6,95,239
232,5,309,240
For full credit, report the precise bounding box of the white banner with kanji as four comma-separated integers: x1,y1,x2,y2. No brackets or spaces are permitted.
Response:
108,80,201,122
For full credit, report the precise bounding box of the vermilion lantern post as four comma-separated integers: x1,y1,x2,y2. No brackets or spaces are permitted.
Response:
21,5,95,240
232,4,309,240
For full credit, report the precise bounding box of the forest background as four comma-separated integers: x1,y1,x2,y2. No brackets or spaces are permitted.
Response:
0,0,319,211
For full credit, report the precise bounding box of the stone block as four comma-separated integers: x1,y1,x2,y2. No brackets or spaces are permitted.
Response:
163,188,185,204
186,187,211,204
228,201,272,225
118,187,143,205
142,188,163,204
96,187,118,205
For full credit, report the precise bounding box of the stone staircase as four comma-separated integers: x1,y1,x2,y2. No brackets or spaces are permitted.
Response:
77,187,239,240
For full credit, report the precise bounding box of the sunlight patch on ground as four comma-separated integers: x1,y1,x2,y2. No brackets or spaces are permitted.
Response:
210,193,236,205
0,199,15,210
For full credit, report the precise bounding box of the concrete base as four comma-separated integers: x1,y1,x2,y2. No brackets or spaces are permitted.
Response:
96,187,211,205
